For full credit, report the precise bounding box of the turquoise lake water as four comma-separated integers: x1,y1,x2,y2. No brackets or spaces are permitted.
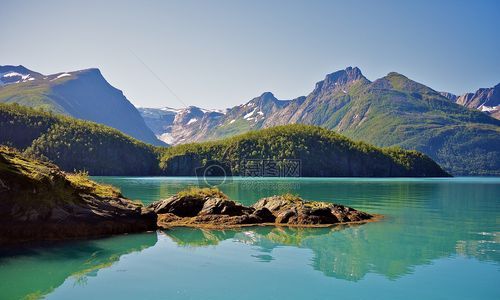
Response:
0,177,499,299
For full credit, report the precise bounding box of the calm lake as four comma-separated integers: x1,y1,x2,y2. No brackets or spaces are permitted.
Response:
1,177,499,300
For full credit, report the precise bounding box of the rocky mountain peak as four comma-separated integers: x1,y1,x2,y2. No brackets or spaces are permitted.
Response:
260,91,276,100
240,92,277,109
480,83,499,105
455,83,500,118
314,67,368,93
173,106,206,125
255,92,278,104
326,67,365,84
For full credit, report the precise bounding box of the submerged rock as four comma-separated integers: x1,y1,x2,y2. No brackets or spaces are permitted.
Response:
0,147,157,245
151,189,374,228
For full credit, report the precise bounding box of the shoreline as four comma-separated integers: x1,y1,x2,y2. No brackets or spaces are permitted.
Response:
157,214,384,230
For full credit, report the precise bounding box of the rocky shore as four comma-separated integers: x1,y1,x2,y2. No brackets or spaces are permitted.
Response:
0,147,375,244
0,147,157,244
149,188,374,229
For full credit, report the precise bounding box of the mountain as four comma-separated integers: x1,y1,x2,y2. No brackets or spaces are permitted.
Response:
0,65,164,146
142,67,500,175
454,83,500,120
138,107,180,143
159,124,449,177
0,103,447,177
0,103,160,175
139,106,225,144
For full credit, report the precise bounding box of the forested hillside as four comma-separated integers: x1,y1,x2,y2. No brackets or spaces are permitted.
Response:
159,125,449,177
0,104,449,177
0,103,160,175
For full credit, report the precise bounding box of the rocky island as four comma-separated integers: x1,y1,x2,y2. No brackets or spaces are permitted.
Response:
149,188,375,229
0,146,157,244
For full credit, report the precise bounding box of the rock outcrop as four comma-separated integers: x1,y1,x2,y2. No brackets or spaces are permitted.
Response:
0,147,157,244
455,83,500,120
150,189,374,228
252,195,372,224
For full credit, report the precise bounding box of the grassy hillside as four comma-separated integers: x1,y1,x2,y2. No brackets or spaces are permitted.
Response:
0,80,67,113
0,103,160,175
159,125,449,177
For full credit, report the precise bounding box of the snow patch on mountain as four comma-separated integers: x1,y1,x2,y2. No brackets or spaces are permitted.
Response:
480,105,498,112
187,118,198,125
0,71,32,85
160,107,182,113
244,108,257,120
158,132,174,144
200,108,226,114
2,72,30,80
52,73,71,81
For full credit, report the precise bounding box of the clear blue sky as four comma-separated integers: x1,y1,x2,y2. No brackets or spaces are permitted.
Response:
1,0,499,109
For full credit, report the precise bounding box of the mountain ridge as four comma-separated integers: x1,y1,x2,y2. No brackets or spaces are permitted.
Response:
454,83,500,119
140,67,500,175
